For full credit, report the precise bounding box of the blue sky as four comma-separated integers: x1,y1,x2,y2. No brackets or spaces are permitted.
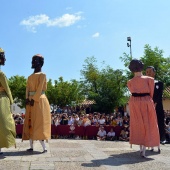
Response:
0,0,170,82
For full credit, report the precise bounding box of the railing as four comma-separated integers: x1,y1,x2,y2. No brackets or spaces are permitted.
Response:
16,124,123,139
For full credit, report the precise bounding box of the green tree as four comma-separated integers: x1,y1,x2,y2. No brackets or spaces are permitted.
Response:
46,77,84,109
8,75,27,108
46,79,58,112
81,56,128,113
120,44,170,88
141,45,170,87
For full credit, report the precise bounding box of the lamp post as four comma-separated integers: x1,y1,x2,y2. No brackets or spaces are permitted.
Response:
127,37,132,57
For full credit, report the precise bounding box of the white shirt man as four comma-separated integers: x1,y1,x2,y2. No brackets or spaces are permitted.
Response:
97,127,106,140
68,117,74,125
107,131,115,137
107,128,116,141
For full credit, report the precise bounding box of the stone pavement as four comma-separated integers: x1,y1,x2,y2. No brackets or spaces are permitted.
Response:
0,139,170,170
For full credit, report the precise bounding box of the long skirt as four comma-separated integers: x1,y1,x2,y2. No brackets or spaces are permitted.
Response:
129,96,160,147
0,92,16,148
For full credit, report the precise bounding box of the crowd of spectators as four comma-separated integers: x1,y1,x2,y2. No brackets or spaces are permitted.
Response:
13,105,170,142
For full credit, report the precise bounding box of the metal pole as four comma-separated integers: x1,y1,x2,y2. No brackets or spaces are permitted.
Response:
130,40,132,57
127,37,132,57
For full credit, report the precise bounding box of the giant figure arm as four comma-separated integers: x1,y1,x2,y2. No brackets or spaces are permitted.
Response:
0,72,13,104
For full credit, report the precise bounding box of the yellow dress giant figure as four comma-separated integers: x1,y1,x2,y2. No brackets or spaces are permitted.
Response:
0,48,16,154
22,54,51,153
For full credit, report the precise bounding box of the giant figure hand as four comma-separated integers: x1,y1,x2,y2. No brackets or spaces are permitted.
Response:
30,99,34,106
25,98,30,105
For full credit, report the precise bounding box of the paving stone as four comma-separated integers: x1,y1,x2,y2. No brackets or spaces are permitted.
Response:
0,139,170,170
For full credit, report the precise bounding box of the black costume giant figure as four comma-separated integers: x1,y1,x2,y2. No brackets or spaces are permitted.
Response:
146,66,166,144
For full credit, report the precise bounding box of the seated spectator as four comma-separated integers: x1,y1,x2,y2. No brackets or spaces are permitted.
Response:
97,126,106,141
165,121,170,142
55,106,62,114
119,127,129,141
82,114,91,127
92,115,99,125
98,115,105,125
60,113,68,125
123,116,129,127
21,113,25,119
77,115,84,126
107,128,116,141
74,114,79,125
54,115,60,126
116,115,123,126
110,117,117,127
105,115,111,125
14,113,24,125
63,106,68,113
88,114,93,123
68,116,74,125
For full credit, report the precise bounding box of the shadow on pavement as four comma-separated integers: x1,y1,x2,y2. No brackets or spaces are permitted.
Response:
0,150,42,158
81,151,154,168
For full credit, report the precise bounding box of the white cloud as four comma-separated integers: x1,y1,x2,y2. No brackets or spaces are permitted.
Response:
47,14,81,27
92,32,100,38
66,7,72,10
20,13,83,33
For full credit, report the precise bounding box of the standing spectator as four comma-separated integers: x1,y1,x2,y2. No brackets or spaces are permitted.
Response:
0,48,16,154
127,59,160,158
22,54,51,153
146,66,166,144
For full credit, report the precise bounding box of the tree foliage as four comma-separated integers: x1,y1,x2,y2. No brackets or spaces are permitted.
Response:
120,44,170,88
46,77,84,111
8,75,27,108
80,56,128,113
141,45,170,87
7,44,170,111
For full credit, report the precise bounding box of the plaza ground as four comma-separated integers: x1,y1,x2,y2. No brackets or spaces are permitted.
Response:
0,139,170,170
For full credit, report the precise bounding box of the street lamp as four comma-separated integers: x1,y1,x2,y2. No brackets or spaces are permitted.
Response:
127,37,132,57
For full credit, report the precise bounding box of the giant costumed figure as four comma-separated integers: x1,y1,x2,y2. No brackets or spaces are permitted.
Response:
0,48,16,154
127,59,160,158
22,54,51,153
146,66,166,145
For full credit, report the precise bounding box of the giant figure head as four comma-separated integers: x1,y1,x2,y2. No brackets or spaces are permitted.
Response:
146,66,156,78
31,54,44,69
129,59,144,73
0,48,6,66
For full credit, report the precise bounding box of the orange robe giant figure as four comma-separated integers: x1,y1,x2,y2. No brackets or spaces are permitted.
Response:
22,72,51,141
127,75,160,147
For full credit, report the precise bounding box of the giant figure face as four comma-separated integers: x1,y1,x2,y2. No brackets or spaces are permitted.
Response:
146,67,155,78
31,54,44,69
